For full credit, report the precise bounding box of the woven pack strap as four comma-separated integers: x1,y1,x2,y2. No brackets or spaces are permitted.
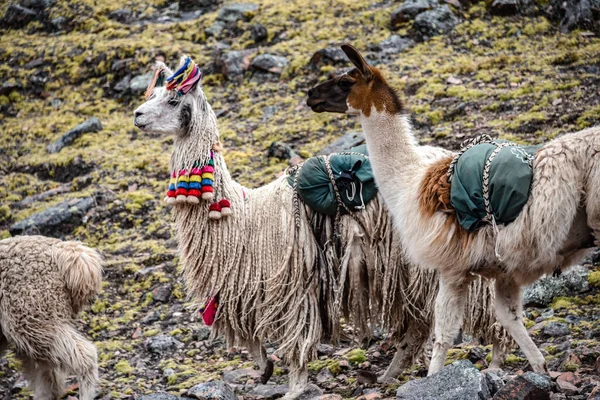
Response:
447,134,494,181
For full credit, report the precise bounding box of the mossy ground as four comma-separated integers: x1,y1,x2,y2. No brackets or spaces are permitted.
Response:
1,0,600,397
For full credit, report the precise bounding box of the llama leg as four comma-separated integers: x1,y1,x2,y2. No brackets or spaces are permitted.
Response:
488,337,505,370
428,278,467,376
494,278,546,373
379,323,430,382
287,363,309,397
0,329,8,357
53,326,98,400
248,339,273,384
19,356,64,400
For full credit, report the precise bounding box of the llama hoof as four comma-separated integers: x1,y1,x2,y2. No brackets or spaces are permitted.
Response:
260,360,274,384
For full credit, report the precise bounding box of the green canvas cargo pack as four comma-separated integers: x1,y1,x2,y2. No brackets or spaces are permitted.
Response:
450,140,542,232
287,144,378,216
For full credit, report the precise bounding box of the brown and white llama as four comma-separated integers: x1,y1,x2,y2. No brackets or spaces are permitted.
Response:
132,55,510,394
307,44,599,375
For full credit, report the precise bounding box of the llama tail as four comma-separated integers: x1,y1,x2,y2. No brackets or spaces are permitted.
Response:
52,241,103,311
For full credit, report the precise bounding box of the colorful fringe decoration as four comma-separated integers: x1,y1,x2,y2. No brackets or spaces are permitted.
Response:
165,150,232,219
166,56,202,96
145,67,166,100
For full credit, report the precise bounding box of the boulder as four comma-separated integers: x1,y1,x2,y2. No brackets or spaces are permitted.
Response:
247,384,289,398
522,265,589,307
492,372,551,399
372,35,416,55
309,47,348,68
47,117,103,153
543,322,570,338
545,0,600,33
185,381,237,400
391,0,438,25
395,360,491,400
251,54,288,74
216,3,258,23
145,335,183,354
129,72,154,95
9,197,95,237
489,0,520,16
2,3,39,28
414,5,461,38
215,49,256,80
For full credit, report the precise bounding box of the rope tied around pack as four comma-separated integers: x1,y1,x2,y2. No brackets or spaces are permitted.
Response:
448,134,537,261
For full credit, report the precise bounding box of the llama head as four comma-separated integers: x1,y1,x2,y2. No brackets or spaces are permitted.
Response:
133,56,209,138
307,44,403,117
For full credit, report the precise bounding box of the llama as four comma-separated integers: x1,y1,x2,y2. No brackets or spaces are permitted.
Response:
0,235,102,400
132,56,509,393
307,44,599,375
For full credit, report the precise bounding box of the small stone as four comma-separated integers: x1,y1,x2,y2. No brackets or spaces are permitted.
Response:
316,367,334,383
251,23,268,42
319,395,343,400
552,98,563,106
556,372,581,395
268,141,297,160
0,81,22,96
132,326,143,339
138,395,180,400
179,0,219,12
317,131,365,155
215,49,256,80
484,370,505,395
446,76,463,85
114,75,131,92
372,35,415,55
186,381,236,400
205,20,225,37
223,368,262,384
216,3,258,23
492,374,551,399
197,327,211,341
152,285,172,303
248,384,289,398
145,335,182,354
543,322,570,337
523,265,589,307
47,117,103,153
50,16,67,31
391,0,438,26
338,360,350,369
108,8,133,23
309,47,348,68
522,372,552,391
251,54,289,74
356,370,377,384
490,0,520,16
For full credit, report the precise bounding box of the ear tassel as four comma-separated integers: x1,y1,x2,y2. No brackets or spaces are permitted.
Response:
145,68,165,100
164,150,232,220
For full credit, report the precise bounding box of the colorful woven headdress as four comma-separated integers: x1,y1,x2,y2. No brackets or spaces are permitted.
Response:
145,56,202,100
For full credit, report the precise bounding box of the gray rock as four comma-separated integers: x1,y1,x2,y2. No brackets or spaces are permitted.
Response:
196,327,211,341
547,0,600,33
251,54,288,74
318,131,365,155
248,384,289,398
284,384,322,400
492,374,551,399
20,0,55,10
215,49,255,79
373,35,416,55
522,372,552,391
414,5,461,38
316,366,334,383
523,265,589,307
251,23,268,42
484,370,505,396
395,360,491,400
47,117,103,153
50,16,67,31
14,183,71,208
108,8,133,23
205,20,226,37
2,3,38,28
185,381,236,400
391,0,438,25
216,3,258,23
138,394,180,400
543,322,570,337
9,197,95,237
309,47,348,68
114,75,131,92
0,81,22,96
223,367,262,384
145,335,183,354
129,72,154,95
152,285,172,303
490,0,520,16
268,141,297,160
179,0,219,12
317,343,335,356
141,310,161,324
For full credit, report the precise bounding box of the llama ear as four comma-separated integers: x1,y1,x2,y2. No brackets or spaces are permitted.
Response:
341,44,373,81
155,61,173,80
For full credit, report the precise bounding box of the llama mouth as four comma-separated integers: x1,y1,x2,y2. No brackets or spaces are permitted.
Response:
307,99,326,113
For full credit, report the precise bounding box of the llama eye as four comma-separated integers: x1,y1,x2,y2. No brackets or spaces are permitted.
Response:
168,98,180,107
338,79,354,90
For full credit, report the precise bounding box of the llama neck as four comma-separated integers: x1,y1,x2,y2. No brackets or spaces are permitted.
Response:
359,111,425,194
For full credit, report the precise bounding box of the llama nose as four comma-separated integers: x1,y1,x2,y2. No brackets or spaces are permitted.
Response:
307,89,314,98
134,111,143,118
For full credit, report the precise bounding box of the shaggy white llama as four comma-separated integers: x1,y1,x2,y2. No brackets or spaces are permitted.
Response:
0,235,103,400
307,44,599,375
133,56,508,393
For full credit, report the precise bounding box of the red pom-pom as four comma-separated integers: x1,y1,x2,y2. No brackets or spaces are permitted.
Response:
201,186,214,193
219,199,231,208
209,202,222,212
188,189,201,197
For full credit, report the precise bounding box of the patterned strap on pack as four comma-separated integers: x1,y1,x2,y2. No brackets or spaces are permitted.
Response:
447,134,494,181
482,142,521,222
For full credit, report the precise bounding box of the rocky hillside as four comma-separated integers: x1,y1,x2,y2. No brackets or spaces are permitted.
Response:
1,0,600,399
